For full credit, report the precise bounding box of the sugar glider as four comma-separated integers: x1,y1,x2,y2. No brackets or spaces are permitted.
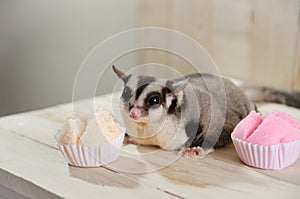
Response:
112,65,300,156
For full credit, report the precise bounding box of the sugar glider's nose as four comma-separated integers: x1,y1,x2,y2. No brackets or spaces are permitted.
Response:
129,107,144,120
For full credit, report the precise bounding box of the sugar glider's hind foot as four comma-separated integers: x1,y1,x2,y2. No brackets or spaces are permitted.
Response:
178,146,214,158
123,134,136,145
178,146,204,157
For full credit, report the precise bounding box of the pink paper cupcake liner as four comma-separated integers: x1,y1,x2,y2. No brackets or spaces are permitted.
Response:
58,131,125,167
232,135,300,170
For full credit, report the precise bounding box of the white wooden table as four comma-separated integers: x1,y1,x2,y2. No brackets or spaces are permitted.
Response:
1,94,300,199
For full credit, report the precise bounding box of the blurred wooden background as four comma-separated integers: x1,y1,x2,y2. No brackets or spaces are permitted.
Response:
0,0,299,117
137,0,300,89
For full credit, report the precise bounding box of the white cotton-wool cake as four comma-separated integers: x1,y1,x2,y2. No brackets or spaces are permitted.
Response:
57,108,125,167
56,112,90,145
79,107,123,146
57,108,123,146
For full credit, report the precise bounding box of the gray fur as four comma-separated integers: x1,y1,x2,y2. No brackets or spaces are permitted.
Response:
177,73,255,149
241,85,300,109
113,67,299,150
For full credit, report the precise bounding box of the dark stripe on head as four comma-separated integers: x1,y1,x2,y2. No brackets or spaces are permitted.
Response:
135,84,149,100
162,86,171,103
167,98,178,114
135,76,156,100
122,74,132,84
121,86,132,103
163,83,180,115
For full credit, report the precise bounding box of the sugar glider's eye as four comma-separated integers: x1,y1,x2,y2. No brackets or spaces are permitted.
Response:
121,86,132,102
147,94,161,108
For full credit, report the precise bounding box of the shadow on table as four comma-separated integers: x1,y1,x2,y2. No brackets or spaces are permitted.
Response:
68,165,140,188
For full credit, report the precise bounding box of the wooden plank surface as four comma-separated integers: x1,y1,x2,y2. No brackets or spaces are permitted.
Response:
0,124,174,199
0,94,300,199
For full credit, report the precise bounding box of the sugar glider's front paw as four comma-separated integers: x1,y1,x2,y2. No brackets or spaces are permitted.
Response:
123,134,136,145
178,146,214,158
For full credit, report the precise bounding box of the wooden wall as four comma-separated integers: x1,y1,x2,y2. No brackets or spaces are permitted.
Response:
137,0,300,89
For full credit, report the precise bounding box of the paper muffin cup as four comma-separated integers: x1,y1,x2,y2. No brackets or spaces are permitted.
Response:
231,135,300,170
58,131,125,167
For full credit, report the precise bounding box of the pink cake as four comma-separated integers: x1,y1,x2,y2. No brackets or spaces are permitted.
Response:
231,110,300,170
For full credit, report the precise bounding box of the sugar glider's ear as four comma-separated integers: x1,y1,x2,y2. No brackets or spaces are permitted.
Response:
166,78,189,95
112,65,127,82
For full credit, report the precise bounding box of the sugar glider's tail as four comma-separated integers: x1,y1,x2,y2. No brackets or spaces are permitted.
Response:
241,84,300,109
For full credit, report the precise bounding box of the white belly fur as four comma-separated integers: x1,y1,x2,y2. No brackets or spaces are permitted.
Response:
123,114,188,150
